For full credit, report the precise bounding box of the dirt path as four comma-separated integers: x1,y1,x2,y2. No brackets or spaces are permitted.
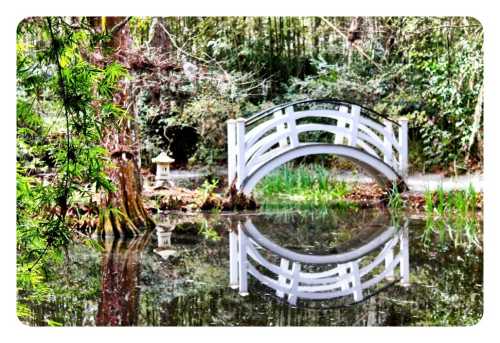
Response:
166,168,483,193
332,171,483,192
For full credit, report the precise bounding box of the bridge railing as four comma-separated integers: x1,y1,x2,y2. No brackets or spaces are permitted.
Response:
227,99,408,190
229,219,410,305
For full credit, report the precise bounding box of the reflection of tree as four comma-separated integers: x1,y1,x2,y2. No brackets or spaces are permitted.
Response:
96,233,151,326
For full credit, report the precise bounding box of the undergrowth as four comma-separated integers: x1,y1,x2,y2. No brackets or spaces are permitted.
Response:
254,163,353,210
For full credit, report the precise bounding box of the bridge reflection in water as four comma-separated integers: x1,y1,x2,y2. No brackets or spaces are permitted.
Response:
229,218,409,306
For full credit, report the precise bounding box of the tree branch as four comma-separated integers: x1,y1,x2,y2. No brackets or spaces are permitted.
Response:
466,83,484,162
109,16,132,35
320,16,383,72
156,22,232,80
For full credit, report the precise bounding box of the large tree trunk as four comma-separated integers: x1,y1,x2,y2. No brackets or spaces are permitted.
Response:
91,17,155,237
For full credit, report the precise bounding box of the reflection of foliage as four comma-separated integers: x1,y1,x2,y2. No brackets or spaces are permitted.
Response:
249,208,392,254
197,220,221,242
409,225,482,326
422,217,481,250
17,242,102,325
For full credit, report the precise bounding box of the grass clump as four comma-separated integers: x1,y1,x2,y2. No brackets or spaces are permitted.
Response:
423,184,480,218
422,184,482,249
255,163,352,210
387,182,404,211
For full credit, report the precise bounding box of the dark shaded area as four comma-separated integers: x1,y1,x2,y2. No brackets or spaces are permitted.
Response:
142,119,199,168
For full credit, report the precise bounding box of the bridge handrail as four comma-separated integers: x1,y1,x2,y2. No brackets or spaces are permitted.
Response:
246,234,400,286
242,219,398,264
245,109,357,148
230,219,411,303
244,98,400,127
245,123,399,169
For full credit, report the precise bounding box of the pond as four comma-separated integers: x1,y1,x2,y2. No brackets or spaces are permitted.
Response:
18,208,483,326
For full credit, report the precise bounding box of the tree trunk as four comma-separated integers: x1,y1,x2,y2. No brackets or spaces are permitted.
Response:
91,17,155,237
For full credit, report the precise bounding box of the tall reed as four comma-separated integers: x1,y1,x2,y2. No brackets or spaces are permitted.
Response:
422,184,482,249
255,163,351,210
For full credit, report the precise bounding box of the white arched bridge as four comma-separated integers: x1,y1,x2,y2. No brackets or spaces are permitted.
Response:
227,99,408,194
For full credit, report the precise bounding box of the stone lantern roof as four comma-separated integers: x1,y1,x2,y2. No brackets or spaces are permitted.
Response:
152,152,175,164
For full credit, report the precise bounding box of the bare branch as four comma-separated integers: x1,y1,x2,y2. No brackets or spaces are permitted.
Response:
320,16,383,72
466,84,484,162
109,16,132,35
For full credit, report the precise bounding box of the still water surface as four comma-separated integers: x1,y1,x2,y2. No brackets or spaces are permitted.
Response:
20,208,482,326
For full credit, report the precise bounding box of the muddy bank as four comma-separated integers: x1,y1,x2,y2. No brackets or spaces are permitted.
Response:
143,181,483,214
143,183,258,213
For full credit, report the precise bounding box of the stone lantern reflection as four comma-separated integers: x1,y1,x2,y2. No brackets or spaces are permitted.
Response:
156,226,172,248
154,221,176,260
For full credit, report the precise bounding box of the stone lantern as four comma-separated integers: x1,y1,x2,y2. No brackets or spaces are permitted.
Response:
152,151,174,187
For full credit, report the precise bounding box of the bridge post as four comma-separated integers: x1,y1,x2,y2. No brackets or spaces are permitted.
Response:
227,119,236,187
273,109,288,148
235,118,246,190
338,263,350,292
384,240,395,281
276,258,290,298
287,262,301,305
237,222,249,296
284,106,299,148
349,261,363,302
229,228,239,289
335,106,349,145
383,119,394,166
350,105,361,147
399,224,410,287
399,118,409,176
